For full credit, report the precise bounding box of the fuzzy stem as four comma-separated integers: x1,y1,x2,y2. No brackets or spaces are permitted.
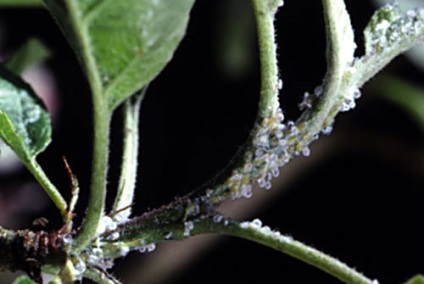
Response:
26,159,68,220
74,102,111,252
252,0,281,118
105,217,375,284
296,0,355,138
55,0,112,252
195,0,283,202
212,221,375,284
112,88,146,217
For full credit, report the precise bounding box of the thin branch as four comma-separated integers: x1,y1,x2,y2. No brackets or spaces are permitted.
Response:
103,217,375,284
252,0,282,118
112,88,147,220
25,159,68,220
286,0,356,156
207,220,376,284
73,104,111,252
0,226,67,280
356,4,424,86
191,0,285,203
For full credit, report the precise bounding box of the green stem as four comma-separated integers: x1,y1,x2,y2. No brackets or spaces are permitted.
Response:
112,88,146,218
26,159,68,220
192,0,283,202
57,0,111,252
310,0,349,126
50,258,77,284
251,0,281,119
214,221,375,284
107,217,375,284
279,0,356,154
356,29,424,86
74,103,111,252
297,0,355,135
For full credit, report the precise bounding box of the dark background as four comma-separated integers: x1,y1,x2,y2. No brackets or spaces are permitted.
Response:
0,1,423,283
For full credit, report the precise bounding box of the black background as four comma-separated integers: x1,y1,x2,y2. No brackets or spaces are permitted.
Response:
0,1,423,283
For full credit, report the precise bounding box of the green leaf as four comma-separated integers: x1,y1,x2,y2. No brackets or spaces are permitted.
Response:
405,275,424,284
0,67,51,161
44,0,195,110
12,275,35,284
0,69,66,218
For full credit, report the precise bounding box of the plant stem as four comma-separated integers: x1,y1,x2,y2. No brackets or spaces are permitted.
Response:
107,217,375,284
213,221,375,284
26,159,68,220
0,226,66,275
74,102,111,252
112,88,146,218
296,0,355,137
58,0,112,252
251,0,281,119
356,26,424,86
191,0,283,202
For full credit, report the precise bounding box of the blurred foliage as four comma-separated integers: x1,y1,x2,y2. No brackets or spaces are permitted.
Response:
405,275,424,284
12,275,34,284
215,0,256,80
373,75,424,131
5,38,50,74
0,0,42,7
